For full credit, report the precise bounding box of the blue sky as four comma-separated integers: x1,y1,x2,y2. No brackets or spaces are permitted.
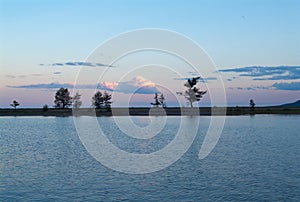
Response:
1,0,300,107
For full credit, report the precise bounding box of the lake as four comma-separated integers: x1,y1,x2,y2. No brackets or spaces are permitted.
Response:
0,115,299,201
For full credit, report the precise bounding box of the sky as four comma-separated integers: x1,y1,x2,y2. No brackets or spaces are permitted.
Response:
0,0,300,107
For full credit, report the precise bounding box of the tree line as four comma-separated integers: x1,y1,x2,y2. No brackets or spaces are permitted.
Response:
9,77,208,109
53,88,112,111
12,77,259,110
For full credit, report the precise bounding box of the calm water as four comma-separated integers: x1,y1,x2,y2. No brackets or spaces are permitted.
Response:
0,115,299,201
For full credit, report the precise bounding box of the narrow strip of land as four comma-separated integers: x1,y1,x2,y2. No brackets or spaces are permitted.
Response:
1,107,300,117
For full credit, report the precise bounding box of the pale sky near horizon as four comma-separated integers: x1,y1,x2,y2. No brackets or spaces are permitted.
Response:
1,0,300,107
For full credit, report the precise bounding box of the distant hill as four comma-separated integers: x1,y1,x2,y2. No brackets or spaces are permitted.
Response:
278,100,300,107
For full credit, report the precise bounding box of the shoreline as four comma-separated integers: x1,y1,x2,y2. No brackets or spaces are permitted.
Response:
1,107,300,117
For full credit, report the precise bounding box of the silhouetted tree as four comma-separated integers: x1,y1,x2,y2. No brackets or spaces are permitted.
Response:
159,93,166,108
183,77,207,108
10,100,20,110
92,91,104,109
103,91,112,111
151,93,160,107
73,92,82,109
249,99,255,111
54,88,72,108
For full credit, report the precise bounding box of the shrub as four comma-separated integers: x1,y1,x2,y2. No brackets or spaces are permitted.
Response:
42,104,49,111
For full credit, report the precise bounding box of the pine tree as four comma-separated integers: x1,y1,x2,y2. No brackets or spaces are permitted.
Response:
92,91,104,109
151,93,160,107
103,91,112,111
10,100,20,110
183,77,207,108
73,92,82,109
249,99,255,110
54,88,72,108
159,93,166,108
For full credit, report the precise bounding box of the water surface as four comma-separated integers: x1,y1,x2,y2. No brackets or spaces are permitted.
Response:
0,115,299,201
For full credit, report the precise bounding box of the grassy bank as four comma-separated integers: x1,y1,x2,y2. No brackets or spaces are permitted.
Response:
1,107,300,117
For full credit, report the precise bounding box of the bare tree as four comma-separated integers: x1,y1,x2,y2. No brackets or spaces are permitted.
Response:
54,88,72,108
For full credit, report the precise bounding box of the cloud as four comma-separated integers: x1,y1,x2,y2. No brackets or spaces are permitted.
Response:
253,75,300,80
228,76,239,81
199,77,217,83
219,66,300,80
272,82,300,91
188,71,199,76
6,74,43,78
230,82,300,91
6,76,160,94
6,75,16,79
174,77,217,83
236,87,256,91
30,73,43,77
7,82,74,89
52,63,64,66
75,83,116,91
116,76,159,94
234,86,271,91
74,77,159,94
102,81,118,90
7,82,113,91
40,61,114,67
